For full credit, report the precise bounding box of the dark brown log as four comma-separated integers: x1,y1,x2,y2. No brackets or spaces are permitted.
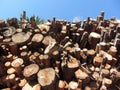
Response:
88,32,101,49
93,56,103,67
87,49,96,64
8,42,18,55
30,16,37,29
20,51,30,66
7,18,19,28
31,34,43,51
61,55,80,82
43,54,51,68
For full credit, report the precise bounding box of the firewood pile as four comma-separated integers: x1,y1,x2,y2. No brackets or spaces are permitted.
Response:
0,11,120,90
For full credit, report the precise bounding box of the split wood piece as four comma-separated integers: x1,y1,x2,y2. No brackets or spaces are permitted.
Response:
87,49,96,64
60,36,69,46
93,56,103,67
75,69,90,86
102,78,112,88
37,68,58,90
22,83,41,90
12,32,31,44
58,80,66,90
79,31,88,49
8,42,18,56
11,58,24,77
61,55,80,82
42,36,56,54
88,32,101,49
68,81,78,90
23,64,39,85
0,20,6,28
109,46,117,57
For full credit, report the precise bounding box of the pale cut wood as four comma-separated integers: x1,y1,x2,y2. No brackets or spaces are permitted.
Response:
37,68,55,86
23,64,39,77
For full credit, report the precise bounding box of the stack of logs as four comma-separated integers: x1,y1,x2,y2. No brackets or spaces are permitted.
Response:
0,11,120,90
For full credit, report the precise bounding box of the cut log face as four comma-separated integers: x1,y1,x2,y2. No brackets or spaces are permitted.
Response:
68,81,78,90
37,68,56,86
32,34,43,42
12,32,31,44
11,58,23,68
23,64,39,77
75,69,89,80
3,27,16,37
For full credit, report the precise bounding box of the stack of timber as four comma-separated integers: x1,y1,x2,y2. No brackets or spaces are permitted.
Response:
0,11,120,90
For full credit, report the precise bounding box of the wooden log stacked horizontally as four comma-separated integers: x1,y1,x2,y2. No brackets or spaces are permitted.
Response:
0,11,120,90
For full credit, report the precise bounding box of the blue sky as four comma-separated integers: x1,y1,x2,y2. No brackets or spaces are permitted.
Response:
0,0,120,21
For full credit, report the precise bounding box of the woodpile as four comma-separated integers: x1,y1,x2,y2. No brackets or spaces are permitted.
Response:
0,11,120,90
